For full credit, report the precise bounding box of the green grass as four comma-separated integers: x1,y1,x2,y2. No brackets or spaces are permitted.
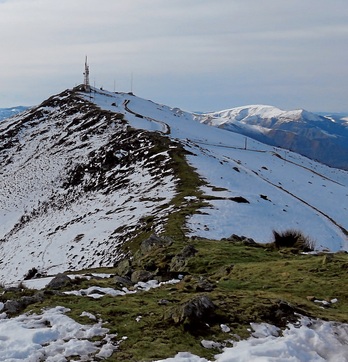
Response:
118,139,207,256
13,239,348,361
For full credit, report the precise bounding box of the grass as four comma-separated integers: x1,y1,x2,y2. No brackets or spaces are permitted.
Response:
13,238,348,361
120,139,208,256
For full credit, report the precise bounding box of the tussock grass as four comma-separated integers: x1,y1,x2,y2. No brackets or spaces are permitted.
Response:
272,229,315,252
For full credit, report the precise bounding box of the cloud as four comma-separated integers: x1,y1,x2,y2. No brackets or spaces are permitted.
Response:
0,0,347,111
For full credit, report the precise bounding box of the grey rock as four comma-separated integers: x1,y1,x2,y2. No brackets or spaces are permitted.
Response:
167,295,216,325
170,244,198,272
114,258,133,278
131,270,153,284
140,234,173,254
195,278,215,292
4,293,44,314
114,275,133,288
46,273,72,289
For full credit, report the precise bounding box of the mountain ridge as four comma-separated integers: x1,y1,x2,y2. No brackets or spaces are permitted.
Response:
198,105,348,170
0,86,348,283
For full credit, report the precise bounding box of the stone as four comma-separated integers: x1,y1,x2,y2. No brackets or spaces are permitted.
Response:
4,293,44,314
166,295,216,326
114,258,133,277
140,234,173,254
170,244,198,272
131,270,153,284
46,273,72,289
114,276,133,288
158,299,170,305
180,245,197,258
195,278,215,292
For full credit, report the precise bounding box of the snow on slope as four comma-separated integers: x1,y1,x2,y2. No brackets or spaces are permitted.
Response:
0,90,177,283
87,88,348,251
1,87,348,283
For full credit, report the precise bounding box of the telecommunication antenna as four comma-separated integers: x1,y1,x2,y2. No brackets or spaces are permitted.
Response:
83,56,90,92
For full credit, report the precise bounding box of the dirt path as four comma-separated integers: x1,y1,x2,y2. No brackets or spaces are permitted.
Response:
123,100,171,135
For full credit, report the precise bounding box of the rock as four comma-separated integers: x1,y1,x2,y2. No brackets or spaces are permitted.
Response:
195,278,215,292
181,296,215,320
131,270,153,283
114,276,133,288
170,245,198,272
166,295,216,327
4,293,44,314
201,340,222,350
269,300,300,326
140,234,173,254
227,234,243,242
242,237,258,247
46,273,72,289
180,245,198,258
24,267,39,280
220,324,231,333
114,258,133,278
88,289,106,296
158,299,171,305
4,300,25,314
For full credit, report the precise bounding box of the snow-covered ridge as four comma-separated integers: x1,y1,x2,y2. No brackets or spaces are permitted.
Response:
197,105,348,170
0,88,178,283
85,88,348,250
1,86,348,283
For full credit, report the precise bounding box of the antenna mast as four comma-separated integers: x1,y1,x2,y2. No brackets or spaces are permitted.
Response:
83,56,90,92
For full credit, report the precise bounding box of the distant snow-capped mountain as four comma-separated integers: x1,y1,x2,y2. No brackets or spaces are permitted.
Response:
0,87,347,283
0,106,28,121
197,105,348,170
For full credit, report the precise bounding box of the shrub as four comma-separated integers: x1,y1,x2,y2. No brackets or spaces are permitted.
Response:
272,229,315,252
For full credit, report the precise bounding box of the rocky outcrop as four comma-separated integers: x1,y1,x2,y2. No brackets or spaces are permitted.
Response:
46,274,72,290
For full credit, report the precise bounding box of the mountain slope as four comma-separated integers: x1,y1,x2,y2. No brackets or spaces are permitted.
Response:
0,87,348,283
0,89,181,282
198,105,348,170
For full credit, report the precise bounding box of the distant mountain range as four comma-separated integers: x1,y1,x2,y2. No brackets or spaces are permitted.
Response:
0,86,347,283
2,104,348,170
197,105,348,171
0,106,28,121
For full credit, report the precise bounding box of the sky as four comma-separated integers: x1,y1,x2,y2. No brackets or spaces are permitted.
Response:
0,0,347,112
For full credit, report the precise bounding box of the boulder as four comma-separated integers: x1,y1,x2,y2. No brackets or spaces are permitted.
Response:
114,276,133,288
46,273,72,289
4,293,45,314
195,278,215,292
166,295,216,327
140,234,173,254
170,244,198,272
180,245,198,258
114,258,133,278
131,270,153,284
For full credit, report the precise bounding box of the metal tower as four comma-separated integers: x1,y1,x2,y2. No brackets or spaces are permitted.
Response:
83,56,90,92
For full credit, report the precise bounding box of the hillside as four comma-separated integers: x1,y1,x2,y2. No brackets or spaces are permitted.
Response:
0,86,348,284
1,86,348,361
198,105,348,170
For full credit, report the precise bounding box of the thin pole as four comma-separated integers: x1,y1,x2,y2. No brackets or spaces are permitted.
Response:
131,72,133,93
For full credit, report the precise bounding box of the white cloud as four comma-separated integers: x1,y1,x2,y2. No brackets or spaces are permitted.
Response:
0,0,347,111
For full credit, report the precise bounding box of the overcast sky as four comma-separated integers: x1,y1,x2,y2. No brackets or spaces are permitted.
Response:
0,0,347,112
